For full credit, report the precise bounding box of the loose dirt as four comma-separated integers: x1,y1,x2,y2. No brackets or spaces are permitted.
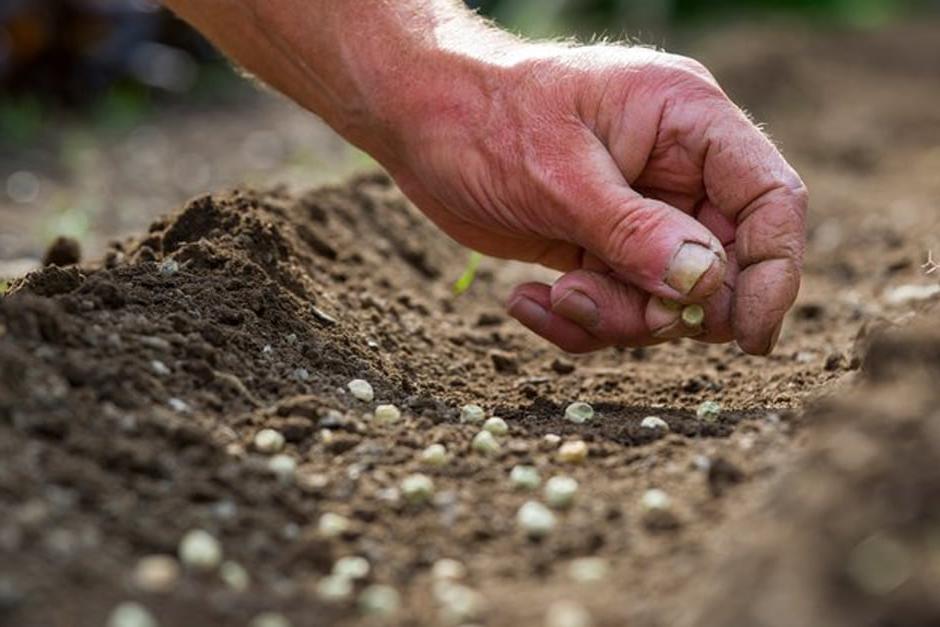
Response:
1,20,939,627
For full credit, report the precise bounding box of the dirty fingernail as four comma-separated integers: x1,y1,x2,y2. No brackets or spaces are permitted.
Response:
649,297,684,339
553,289,599,329
764,319,784,355
665,242,722,296
508,296,550,331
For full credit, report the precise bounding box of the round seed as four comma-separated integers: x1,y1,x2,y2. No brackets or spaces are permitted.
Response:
253,428,285,454
178,529,222,572
696,400,722,421
517,501,556,538
483,416,508,436
267,454,297,480
219,561,250,591
318,512,351,537
401,473,434,505
107,602,159,627
316,574,353,602
564,402,594,424
509,465,541,490
420,443,448,466
373,404,401,424
347,379,374,402
359,584,401,616
333,556,370,580
681,304,705,327
640,416,669,431
459,404,485,424
558,440,588,464
471,430,501,455
544,476,579,509
133,555,180,593
431,558,467,581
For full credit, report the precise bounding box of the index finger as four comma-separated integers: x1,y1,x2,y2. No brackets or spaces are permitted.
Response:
701,103,808,354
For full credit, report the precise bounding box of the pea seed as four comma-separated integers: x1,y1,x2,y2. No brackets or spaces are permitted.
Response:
253,428,285,454
316,574,353,602
509,465,541,490
517,501,556,538
558,440,588,464
640,416,669,431
267,454,296,480
696,400,722,421
178,529,222,572
318,512,351,537
564,402,594,424
681,304,705,327
347,379,374,402
401,473,434,504
359,584,401,616
544,476,578,509
471,430,501,455
333,556,370,580
107,602,159,627
483,416,508,436
460,404,485,424
374,404,401,424
219,560,250,591
420,443,448,466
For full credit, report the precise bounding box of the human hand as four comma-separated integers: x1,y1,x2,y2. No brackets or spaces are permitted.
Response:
374,42,806,355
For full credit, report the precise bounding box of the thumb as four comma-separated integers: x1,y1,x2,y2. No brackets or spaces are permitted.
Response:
574,185,727,302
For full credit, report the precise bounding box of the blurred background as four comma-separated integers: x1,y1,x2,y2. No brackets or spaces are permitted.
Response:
0,0,938,279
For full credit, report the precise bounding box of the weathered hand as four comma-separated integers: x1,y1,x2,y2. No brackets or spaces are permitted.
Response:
380,44,807,355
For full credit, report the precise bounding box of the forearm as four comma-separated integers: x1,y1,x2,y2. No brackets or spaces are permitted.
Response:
161,0,520,163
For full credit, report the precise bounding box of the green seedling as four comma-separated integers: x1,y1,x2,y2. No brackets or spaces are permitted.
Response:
452,251,482,295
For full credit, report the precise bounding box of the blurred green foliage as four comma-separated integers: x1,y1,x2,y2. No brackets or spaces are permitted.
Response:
475,0,925,36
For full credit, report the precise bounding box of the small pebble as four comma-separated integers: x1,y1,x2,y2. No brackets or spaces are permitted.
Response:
373,404,401,424
253,428,286,454
316,574,353,602
420,443,448,466
267,454,297,480
546,600,593,627
640,416,669,431
517,501,556,538
249,612,292,627
545,476,579,509
558,440,588,464
696,400,722,421
107,602,159,627
568,557,609,583
431,558,467,581
483,416,509,436
401,473,435,504
460,404,486,424
509,465,541,490
219,560,250,591
334,556,371,580
564,402,594,424
347,379,374,402
318,512,351,537
471,430,501,455
133,555,180,593
178,529,222,571
359,584,401,616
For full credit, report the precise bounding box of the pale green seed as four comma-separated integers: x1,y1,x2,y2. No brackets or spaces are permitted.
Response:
178,529,222,572
333,556,370,580
359,584,401,616
509,465,541,490
460,404,485,424
681,304,705,327
318,512,351,537
347,379,374,402
696,400,722,421
374,404,401,424
564,402,594,424
545,476,578,509
253,428,285,454
558,440,588,464
517,501,556,538
401,473,434,504
483,416,509,436
471,430,501,455
107,602,159,627
420,443,448,466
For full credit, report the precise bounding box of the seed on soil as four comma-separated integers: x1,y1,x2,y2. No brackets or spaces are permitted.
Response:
318,512,351,537
249,612,293,627
568,557,609,583
158,259,179,276
178,529,222,572
558,440,589,464
374,404,401,424
640,489,680,531
167,398,190,413
431,558,467,581
107,601,159,627
132,555,180,593
219,560,250,591
347,379,374,402
681,304,705,327
543,434,561,447
150,360,170,376
517,501,556,538
564,402,594,424
546,599,594,627
471,430,501,455
696,400,722,421
316,574,353,602
359,584,401,616
510,465,541,490
483,416,509,436
420,443,448,466
460,404,485,424
545,476,579,509
401,473,435,504
253,428,286,454
267,454,297,480
292,368,310,382
334,556,370,580
433,581,484,623
640,416,669,431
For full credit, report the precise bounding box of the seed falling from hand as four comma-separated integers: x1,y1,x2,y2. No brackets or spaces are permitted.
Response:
564,402,594,424
681,304,705,327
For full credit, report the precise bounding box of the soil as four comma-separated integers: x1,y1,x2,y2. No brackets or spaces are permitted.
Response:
2,20,940,627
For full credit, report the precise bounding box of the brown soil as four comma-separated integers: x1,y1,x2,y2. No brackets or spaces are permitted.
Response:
2,20,940,627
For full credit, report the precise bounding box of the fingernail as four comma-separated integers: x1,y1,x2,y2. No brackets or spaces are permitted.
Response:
508,296,549,331
649,297,688,339
552,289,599,329
665,242,721,296
764,320,784,355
